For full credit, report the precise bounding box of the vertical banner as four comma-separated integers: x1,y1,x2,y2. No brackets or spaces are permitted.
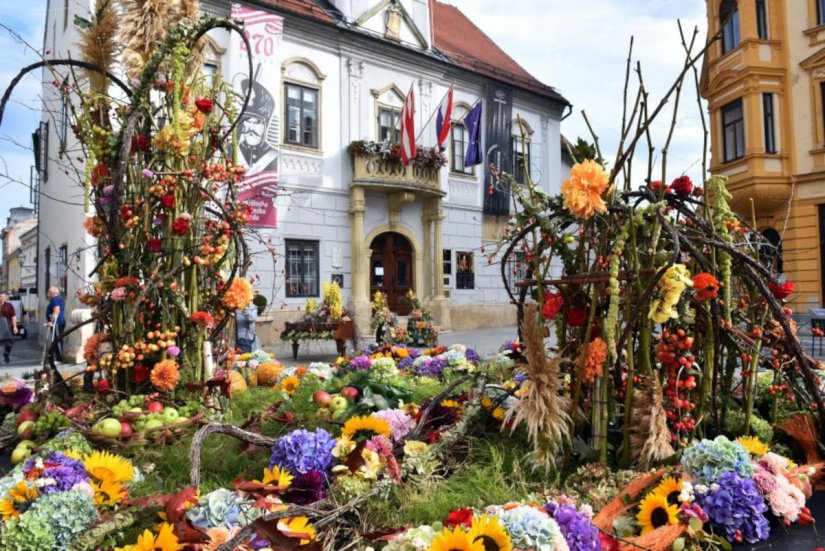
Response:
483,84,513,216
231,3,283,228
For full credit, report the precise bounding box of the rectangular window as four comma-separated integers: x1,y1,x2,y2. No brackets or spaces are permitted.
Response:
721,4,740,53
59,91,68,148
819,0,825,26
511,137,530,183
285,240,319,298
443,249,452,275
820,82,825,145
722,99,745,162
506,251,529,292
63,0,69,30
756,0,768,39
202,62,218,87
451,123,473,175
44,247,51,293
58,244,68,298
377,106,401,142
762,93,776,154
285,83,318,148
456,251,474,290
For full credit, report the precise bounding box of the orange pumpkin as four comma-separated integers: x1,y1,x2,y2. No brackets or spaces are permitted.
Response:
256,361,285,386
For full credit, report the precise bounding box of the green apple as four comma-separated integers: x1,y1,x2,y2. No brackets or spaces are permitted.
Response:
143,419,164,431
16,420,34,437
129,407,143,413
94,418,122,438
329,395,347,412
11,446,32,464
316,407,331,420
161,407,179,424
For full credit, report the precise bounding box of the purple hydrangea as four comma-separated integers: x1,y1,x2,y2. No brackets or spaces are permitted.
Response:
350,355,372,371
249,536,270,550
24,451,89,494
397,356,415,371
269,428,336,475
694,471,770,544
285,469,327,505
544,502,602,551
465,348,480,366
415,357,448,378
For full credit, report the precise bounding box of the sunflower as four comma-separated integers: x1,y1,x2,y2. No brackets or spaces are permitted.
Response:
441,400,462,409
116,522,183,551
492,408,506,421
341,415,392,441
150,359,181,392
480,396,493,410
737,435,770,456
428,526,484,551
653,476,683,505
280,376,300,395
277,516,316,544
92,479,128,507
222,277,254,310
256,466,294,488
468,515,513,551
83,450,135,484
636,491,679,535
0,481,38,521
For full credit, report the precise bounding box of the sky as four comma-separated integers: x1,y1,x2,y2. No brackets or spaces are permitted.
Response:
0,0,709,254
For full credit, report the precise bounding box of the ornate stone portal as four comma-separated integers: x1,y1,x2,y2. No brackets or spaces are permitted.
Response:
349,153,450,334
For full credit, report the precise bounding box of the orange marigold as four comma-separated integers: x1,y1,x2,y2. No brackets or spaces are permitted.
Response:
561,160,609,219
222,277,254,310
150,359,181,391
84,216,105,237
692,272,719,301
83,332,110,369
582,337,607,383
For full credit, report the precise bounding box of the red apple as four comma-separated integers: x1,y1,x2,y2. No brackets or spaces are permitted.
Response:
16,410,37,425
120,422,133,437
17,420,34,439
341,386,359,401
312,391,332,405
146,401,164,413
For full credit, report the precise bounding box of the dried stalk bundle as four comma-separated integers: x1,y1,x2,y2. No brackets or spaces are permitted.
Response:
630,376,674,469
778,414,822,464
505,303,570,470
592,469,665,531
77,0,119,92
118,0,200,76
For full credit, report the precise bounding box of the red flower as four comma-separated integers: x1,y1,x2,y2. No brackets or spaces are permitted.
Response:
130,134,151,153
195,98,213,114
95,380,111,395
91,164,109,186
768,281,794,300
172,218,190,235
692,272,719,301
146,238,162,253
444,508,474,529
599,533,620,551
160,194,176,209
650,180,666,193
566,307,587,327
671,175,694,196
425,430,441,443
543,291,564,319
133,364,150,384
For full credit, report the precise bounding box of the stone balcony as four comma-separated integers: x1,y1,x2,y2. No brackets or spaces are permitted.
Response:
350,153,444,197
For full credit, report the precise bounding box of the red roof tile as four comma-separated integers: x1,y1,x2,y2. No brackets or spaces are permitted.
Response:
252,0,337,25
430,0,567,104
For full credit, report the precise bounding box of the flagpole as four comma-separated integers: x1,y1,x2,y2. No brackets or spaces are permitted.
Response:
415,84,454,143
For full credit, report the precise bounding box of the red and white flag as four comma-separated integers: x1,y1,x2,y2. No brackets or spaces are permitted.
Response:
435,85,454,150
400,86,417,166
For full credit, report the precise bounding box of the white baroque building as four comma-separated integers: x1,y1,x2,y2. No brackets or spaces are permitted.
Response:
36,0,570,355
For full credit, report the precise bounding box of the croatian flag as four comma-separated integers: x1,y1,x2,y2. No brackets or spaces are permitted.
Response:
435,86,454,150
400,86,417,166
463,101,483,166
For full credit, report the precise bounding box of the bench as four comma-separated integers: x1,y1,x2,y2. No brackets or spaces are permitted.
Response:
281,319,356,360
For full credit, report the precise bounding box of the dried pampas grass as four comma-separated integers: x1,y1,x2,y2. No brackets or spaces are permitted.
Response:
77,0,119,92
629,375,674,469
505,303,570,470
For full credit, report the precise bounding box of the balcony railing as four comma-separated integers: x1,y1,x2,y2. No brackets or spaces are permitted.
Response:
351,153,441,194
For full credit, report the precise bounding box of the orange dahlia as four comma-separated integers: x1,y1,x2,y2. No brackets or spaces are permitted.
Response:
150,359,181,391
582,337,607,383
561,160,609,219
692,272,719,301
222,277,254,310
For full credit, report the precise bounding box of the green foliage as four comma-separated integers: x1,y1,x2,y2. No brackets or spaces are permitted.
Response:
568,137,604,165
724,405,773,443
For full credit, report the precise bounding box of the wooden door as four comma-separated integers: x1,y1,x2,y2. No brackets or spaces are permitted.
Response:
370,232,413,315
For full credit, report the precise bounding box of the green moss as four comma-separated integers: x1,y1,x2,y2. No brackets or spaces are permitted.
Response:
724,407,773,443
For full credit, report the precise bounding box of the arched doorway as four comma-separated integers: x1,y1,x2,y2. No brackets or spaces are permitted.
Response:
370,232,413,315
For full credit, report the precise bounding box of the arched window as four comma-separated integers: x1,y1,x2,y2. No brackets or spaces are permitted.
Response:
450,102,474,175
282,58,325,149
721,0,740,53
511,118,534,184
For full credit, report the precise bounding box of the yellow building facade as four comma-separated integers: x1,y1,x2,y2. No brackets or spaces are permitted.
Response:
702,0,825,311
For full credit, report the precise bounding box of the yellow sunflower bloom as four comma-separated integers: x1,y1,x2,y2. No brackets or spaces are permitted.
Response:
341,415,392,441
428,526,484,551
92,479,128,507
653,476,683,505
737,435,770,456
637,491,679,535
441,400,462,409
468,515,513,551
277,516,316,544
83,450,135,484
127,523,183,551
480,396,493,410
256,466,294,488
280,376,300,395
492,407,506,421
0,481,38,521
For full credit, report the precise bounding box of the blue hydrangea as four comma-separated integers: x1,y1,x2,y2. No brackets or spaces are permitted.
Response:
694,471,770,543
269,428,336,475
681,436,754,482
187,488,262,530
445,350,465,366
493,505,566,551
1,488,98,550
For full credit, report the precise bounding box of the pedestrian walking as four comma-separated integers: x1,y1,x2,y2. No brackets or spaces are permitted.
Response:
0,293,19,364
45,287,66,362
235,303,258,353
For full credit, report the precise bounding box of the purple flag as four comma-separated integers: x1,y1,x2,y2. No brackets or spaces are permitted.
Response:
463,102,483,167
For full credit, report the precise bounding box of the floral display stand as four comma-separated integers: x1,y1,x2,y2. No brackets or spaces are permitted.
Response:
281,319,356,360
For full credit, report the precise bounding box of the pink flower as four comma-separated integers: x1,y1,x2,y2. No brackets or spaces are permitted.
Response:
166,346,181,357
109,287,127,301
